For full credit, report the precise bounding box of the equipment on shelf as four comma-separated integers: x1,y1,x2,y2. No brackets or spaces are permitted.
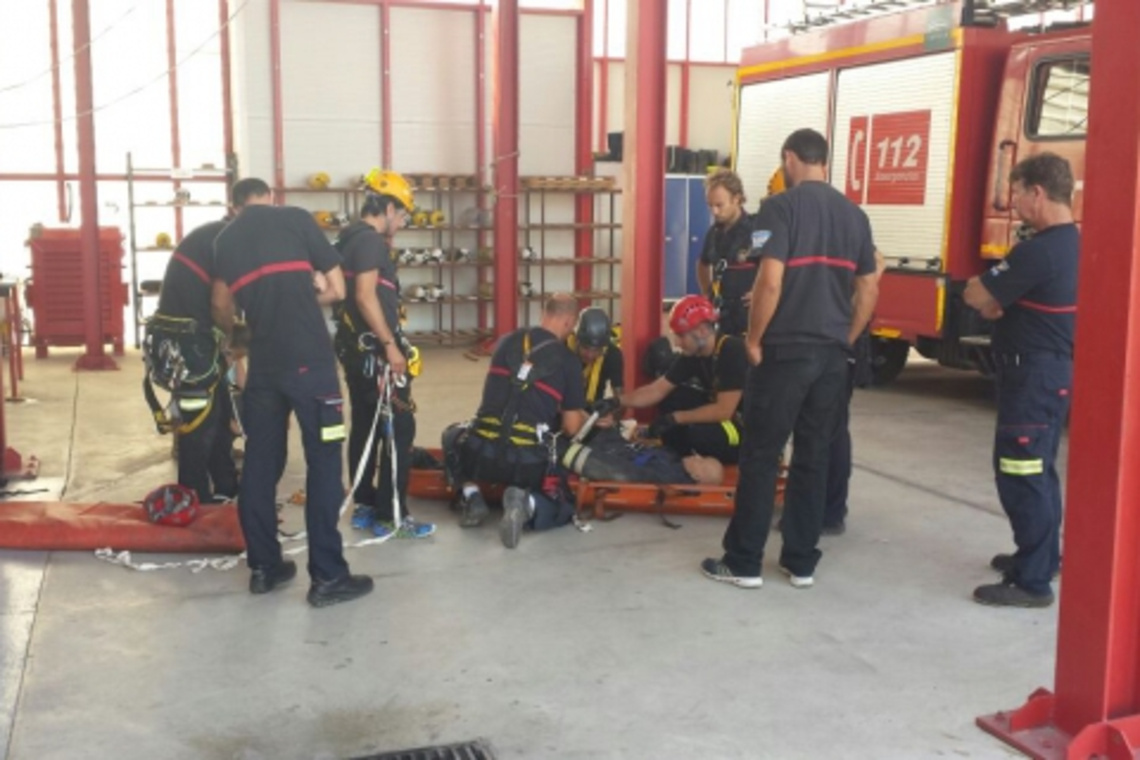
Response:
174,188,191,205
307,171,331,190
426,247,445,264
411,210,430,228
518,281,535,298
423,284,446,303
404,284,427,301
154,232,173,249
520,245,537,261
452,247,471,263
398,248,416,265
428,210,446,227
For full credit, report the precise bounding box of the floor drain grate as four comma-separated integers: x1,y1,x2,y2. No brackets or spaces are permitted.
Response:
349,739,495,760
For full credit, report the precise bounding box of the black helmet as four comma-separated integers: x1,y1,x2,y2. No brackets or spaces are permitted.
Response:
575,308,612,350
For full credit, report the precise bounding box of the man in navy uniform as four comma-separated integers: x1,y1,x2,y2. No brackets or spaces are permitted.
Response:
701,128,879,590
964,152,1079,608
212,177,373,608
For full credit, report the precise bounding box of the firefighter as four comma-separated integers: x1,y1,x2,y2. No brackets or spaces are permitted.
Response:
149,205,245,505
963,152,1078,608
703,128,879,590
567,307,624,411
447,294,587,549
212,177,372,608
763,170,886,536
695,169,757,337
334,169,435,541
619,295,746,466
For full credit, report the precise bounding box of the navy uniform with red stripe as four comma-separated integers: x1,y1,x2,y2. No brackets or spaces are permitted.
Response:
156,219,238,503
979,223,1078,596
457,326,586,530
720,180,877,581
700,212,758,336
334,221,415,525
213,204,351,584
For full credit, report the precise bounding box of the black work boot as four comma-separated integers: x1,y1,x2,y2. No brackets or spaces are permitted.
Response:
972,580,1054,608
307,574,374,608
249,560,297,594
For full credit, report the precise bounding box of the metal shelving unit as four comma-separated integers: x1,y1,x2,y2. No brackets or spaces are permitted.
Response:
519,182,622,328
125,152,233,348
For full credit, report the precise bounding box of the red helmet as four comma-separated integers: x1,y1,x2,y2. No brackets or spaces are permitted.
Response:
143,484,201,527
669,295,718,335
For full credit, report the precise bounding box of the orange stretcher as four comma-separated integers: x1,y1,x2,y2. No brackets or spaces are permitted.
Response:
407,448,787,522
0,501,246,553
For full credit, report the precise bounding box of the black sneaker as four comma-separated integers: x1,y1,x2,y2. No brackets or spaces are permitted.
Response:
699,557,763,589
459,491,490,528
249,560,297,594
972,580,1054,608
990,553,1061,579
821,521,846,536
307,574,374,608
500,487,533,549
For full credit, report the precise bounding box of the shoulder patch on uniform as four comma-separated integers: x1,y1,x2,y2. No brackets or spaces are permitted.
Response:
990,260,1010,277
751,230,772,250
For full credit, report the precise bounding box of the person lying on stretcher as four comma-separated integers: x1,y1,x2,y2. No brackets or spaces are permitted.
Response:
617,295,746,465
561,425,726,486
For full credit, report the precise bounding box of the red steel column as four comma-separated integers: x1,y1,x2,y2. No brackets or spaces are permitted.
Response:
620,0,666,391
491,0,520,336
380,0,392,168
678,0,691,147
977,2,1140,756
269,0,285,198
596,0,608,152
476,2,489,333
49,0,68,222
218,0,235,180
72,0,116,371
166,0,184,239
574,0,595,300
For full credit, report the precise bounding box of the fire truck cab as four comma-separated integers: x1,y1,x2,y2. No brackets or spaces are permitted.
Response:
733,0,1090,384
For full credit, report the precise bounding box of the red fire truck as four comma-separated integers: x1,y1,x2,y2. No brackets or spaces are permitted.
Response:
733,0,1090,384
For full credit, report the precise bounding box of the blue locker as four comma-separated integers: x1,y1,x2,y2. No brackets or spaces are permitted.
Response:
663,177,689,299
685,177,711,295
663,175,710,299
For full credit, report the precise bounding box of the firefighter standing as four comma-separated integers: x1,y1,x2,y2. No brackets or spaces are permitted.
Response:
620,295,746,465
448,294,587,549
152,211,241,504
703,129,879,590
212,178,372,607
963,152,1078,609
696,169,757,337
334,169,435,540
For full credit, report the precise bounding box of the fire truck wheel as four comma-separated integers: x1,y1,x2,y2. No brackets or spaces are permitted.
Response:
870,337,909,387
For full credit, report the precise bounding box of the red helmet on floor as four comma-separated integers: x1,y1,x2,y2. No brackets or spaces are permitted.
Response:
669,295,718,335
143,484,201,527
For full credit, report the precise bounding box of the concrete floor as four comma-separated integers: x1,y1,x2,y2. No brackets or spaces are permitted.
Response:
1,345,1062,759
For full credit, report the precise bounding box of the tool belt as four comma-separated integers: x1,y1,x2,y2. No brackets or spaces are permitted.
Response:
333,306,418,381
142,314,223,435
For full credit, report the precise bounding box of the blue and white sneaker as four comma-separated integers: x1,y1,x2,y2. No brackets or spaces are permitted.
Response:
350,505,377,530
372,517,437,539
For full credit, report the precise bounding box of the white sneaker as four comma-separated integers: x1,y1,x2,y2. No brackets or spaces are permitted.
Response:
780,565,814,589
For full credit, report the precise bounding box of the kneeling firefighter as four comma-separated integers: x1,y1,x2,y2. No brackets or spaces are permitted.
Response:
443,293,588,549
143,216,239,504
566,306,624,414
334,168,435,540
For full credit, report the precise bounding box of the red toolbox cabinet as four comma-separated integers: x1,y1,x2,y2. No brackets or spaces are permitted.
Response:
26,227,127,358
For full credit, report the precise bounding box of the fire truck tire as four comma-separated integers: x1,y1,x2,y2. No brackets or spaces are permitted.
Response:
870,337,909,387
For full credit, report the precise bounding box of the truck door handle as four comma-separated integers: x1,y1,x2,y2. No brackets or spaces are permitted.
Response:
992,139,1017,211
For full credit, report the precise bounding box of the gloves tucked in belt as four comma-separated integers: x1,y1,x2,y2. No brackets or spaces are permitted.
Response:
647,413,677,439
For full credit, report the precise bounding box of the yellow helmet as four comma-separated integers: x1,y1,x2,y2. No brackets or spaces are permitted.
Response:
154,232,173,249
307,171,331,190
362,169,414,211
766,167,787,197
